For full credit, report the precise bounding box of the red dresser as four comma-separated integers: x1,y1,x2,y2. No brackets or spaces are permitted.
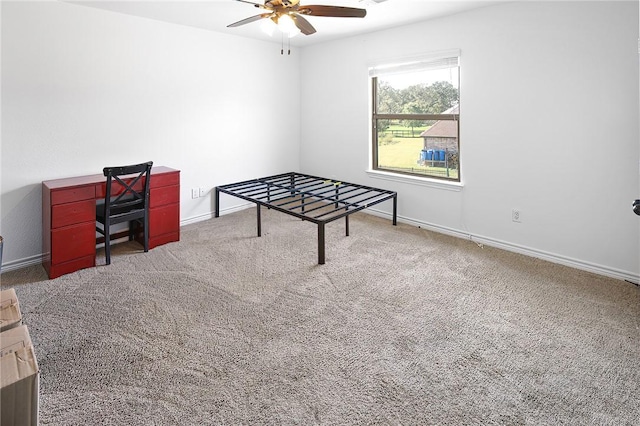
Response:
42,166,180,279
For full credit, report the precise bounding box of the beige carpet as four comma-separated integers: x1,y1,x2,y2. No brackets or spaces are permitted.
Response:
2,206,639,424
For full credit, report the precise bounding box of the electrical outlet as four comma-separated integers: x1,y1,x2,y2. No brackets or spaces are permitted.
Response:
512,209,521,223
199,187,206,197
191,188,199,199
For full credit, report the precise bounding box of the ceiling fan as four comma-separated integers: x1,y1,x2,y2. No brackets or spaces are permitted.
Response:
227,0,367,36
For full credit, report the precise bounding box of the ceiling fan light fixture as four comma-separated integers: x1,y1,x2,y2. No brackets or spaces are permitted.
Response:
276,14,300,38
260,18,276,36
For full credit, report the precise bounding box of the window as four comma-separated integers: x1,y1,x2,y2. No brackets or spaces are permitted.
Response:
370,52,460,181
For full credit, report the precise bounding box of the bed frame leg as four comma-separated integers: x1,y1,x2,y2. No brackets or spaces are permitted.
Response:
257,204,261,237
318,223,325,264
345,216,349,237
214,188,220,218
393,195,397,226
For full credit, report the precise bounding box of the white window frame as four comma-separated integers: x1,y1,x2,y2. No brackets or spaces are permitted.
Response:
368,50,462,189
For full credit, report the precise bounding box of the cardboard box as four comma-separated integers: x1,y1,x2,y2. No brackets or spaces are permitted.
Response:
0,288,22,332
1,325,39,426
1,325,32,357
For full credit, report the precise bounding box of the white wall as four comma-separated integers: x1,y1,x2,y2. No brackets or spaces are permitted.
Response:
1,1,300,268
299,1,640,281
2,1,638,282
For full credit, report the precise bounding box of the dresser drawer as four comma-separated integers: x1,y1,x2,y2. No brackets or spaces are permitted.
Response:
47,256,95,279
150,185,180,208
51,186,95,206
51,222,96,265
51,199,95,229
149,203,179,238
150,171,180,189
149,231,180,250
95,180,144,199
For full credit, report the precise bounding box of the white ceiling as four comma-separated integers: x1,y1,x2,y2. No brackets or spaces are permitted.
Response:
68,0,507,47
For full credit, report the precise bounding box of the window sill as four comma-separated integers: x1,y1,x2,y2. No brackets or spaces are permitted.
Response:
366,169,464,191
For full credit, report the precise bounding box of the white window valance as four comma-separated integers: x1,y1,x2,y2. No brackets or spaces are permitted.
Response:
368,49,460,78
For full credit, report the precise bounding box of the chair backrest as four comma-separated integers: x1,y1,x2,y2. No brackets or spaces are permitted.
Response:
102,161,153,216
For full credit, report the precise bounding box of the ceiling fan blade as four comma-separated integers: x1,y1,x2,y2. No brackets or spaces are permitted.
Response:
227,13,272,28
298,5,367,18
290,13,317,35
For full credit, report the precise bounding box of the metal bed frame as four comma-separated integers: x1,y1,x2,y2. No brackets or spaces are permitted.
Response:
215,172,397,264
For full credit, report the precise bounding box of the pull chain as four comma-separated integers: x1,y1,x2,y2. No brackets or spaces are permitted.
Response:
280,33,292,56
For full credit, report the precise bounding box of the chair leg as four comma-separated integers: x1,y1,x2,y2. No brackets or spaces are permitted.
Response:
104,222,111,265
143,214,149,252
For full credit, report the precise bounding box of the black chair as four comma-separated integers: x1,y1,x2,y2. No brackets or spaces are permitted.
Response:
96,161,153,265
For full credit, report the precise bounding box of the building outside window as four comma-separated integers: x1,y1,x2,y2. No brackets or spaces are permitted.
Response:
370,52,460,181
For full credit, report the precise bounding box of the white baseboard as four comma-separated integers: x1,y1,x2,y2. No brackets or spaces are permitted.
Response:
364,207,640,285
180,203,253,226
1,254,45,274
3,203,638,285
0,203,255,274
180,212,215,226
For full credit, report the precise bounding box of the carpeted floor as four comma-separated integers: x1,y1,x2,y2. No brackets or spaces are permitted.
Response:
2,206,639,424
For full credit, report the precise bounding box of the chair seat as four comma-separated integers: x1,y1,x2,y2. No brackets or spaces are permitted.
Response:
97,161,153,265
96,200,145,225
